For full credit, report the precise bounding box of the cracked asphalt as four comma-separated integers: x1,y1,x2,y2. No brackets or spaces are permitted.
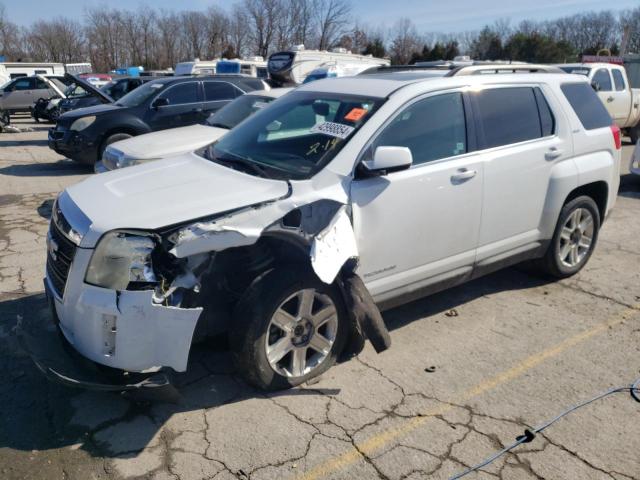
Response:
1,115,639,480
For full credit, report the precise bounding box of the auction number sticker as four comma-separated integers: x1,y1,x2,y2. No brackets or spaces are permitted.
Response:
310,122,355,139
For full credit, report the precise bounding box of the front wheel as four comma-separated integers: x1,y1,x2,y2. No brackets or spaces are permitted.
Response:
537,196,601,278
98,133,132,163
230,267,348,390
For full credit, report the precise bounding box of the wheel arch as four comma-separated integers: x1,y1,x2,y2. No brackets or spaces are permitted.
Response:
563,181,608,223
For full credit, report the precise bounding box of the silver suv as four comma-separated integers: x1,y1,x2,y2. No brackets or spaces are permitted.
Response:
40,72,620,391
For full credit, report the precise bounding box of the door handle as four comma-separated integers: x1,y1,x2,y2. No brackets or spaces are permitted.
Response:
607,96,614,103
545,147,563,161
450,168,477,184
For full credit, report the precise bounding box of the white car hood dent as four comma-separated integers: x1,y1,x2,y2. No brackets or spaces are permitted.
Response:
111,124,227,161
68,153,290,247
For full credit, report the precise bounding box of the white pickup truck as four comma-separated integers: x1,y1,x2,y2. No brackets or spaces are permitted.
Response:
559,63,640,143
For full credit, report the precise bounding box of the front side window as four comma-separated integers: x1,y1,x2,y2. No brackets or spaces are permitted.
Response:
374,92,467,165
612,69,625,91
204,81,239,101
201,91,384,180
163,82,199,105
35,78,49,89
592,69,612,91
471,87,546,149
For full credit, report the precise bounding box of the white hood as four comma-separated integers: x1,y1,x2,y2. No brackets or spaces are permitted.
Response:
66,152,290,247
112,124,228,161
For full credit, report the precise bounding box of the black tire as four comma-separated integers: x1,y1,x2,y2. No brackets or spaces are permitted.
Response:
49,107,60,123
0,110,10,126
230,266,348,391
629,124,640,145
535,195,601,278
99,133,132,162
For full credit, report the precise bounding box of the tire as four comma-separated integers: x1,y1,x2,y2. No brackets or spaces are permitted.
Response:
99,133,132,162
230,266,348,391
0,110,10,126
536,195,601,278
629,124,640,145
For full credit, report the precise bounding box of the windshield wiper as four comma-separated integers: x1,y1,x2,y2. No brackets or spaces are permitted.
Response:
215,153,273,179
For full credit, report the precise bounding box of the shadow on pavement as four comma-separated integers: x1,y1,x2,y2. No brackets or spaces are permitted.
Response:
0,160,92,177
0,265,553,466
0,139,49,147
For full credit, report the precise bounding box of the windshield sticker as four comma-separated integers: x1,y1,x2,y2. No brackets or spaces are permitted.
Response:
344,107,368,122
310,122,355,139
253,101,269,109
150,83,163,89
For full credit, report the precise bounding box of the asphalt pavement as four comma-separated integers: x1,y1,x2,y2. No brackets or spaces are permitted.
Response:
0,115,639,480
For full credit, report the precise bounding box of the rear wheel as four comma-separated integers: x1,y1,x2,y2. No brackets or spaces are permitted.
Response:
230,267,348,390
536,196,600,278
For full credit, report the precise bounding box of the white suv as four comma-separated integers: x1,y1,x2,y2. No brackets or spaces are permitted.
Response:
43,73,621,390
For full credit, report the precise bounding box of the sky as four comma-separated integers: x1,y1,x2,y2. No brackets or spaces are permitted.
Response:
3,0,639,33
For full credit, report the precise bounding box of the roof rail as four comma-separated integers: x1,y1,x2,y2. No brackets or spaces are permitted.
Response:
359,64,456,75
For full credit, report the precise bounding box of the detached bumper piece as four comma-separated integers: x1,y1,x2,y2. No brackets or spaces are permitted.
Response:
16,311,178,398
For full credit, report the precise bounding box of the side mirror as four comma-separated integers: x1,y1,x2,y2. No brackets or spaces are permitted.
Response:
361,146,413,175
591,81,601,92
152,97,169,109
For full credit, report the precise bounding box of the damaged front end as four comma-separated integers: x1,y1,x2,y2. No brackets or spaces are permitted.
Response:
33,181,390,392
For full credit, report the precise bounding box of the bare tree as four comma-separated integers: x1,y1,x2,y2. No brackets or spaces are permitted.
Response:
388,18,421,64
243,0,279,57
228,5,250,57
156,10,183,68
0,3,25,60
25,18,85,63
314,0,351,50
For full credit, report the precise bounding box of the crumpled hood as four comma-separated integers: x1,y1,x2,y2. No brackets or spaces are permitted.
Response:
66,152,290,247
111,124,228,160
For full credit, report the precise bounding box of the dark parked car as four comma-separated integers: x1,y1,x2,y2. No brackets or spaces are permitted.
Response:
49,75,268,165
100,77,154,101
57,75,114,114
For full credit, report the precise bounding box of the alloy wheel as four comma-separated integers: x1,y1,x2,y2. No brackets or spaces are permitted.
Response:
558,207,594,268
265,288,338,378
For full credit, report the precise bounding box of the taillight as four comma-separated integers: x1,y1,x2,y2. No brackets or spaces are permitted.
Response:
611,124,622,150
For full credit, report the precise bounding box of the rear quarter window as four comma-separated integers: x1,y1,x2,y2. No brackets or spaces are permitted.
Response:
560,83,612,130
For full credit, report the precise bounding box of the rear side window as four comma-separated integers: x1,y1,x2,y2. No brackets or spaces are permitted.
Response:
163,82,199,105
471,87,545,149
612,69,625,91
204,82,239,101
560,83,612,130
592,68,612,91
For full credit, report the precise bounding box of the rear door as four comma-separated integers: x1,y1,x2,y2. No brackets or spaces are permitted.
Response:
202,81,242,118
591,67,619,123
470,85,571,266
609,67,632,124
146,81,203,131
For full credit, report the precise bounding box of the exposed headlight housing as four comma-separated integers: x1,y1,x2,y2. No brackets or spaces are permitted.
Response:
102,146,156,170
70,115,96,132
85,231,158,290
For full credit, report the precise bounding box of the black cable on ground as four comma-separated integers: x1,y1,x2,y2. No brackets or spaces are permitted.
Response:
449,377,640,480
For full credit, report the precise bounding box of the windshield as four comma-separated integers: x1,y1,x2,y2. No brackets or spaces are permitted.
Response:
560,66,591,76
206,94,277,130
116,81,164,107
200,91,384,180
64,83,89,98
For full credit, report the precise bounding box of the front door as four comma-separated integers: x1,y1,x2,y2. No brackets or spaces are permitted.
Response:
146,81,203,131
350,91,483,302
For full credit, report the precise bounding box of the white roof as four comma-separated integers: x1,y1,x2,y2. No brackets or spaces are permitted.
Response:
296,72,588,98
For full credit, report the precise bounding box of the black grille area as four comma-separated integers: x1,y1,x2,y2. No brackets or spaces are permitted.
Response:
46,219,78,298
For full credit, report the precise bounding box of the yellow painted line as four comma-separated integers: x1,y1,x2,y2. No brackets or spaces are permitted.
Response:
297,304,639,480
